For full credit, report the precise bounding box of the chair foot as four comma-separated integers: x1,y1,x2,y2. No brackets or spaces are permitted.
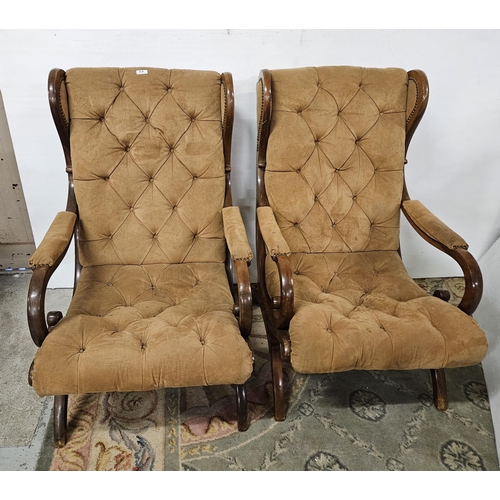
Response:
270,343,286,421
430,368,448,411
53,395,68,448
236,385,248,431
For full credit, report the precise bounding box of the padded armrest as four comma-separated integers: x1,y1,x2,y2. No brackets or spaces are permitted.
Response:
256,206,291,257
402,200,468,250
222,207,253,262
29,211,77,267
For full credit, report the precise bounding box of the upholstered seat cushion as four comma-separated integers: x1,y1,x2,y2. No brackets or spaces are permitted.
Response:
31,263,253,396
265,251,487,373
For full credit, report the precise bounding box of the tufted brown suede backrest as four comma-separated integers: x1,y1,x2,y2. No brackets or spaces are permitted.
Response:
66,67,227,267
265,66,409,253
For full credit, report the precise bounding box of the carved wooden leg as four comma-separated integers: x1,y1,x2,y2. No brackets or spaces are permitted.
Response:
269,340,286,422
430,368,448,411
236,385,248,431
430,290,449,411
53,395,68,448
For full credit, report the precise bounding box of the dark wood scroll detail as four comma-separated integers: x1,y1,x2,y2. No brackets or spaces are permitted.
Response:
221,72,234,208
402,69,482,316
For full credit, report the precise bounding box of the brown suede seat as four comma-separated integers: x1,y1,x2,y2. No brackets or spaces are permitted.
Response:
265,251,486,374
255,65,488,421
27,67,254,446
32,263,252,395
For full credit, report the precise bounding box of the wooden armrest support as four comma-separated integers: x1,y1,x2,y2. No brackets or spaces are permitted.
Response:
255,206,294,329
402,200,482,315
28,253,67,347
275,329,292,362
27,211,76,347
271,254,294,329
233,259,253,339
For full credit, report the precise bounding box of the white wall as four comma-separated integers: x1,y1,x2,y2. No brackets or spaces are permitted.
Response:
475,240,500,462
1,29,499,287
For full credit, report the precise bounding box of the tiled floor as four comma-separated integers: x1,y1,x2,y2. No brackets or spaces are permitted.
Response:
0,397,51,470
0,271,71,471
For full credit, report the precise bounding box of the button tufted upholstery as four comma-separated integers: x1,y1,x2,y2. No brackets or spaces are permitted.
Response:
67,68,228,267
33,262,252,394
266,66,407,254
264,252,486,373
256,66,488,420
28,68,253,441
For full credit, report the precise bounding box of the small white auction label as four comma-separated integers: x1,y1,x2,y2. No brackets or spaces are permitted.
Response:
136,69,148,75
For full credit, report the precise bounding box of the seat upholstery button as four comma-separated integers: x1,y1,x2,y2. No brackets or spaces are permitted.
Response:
149,177,154,182
107,282,113,286
200,339,205,345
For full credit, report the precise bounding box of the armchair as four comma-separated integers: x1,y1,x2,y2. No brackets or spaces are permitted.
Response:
255,66,488,421
28,67,254,447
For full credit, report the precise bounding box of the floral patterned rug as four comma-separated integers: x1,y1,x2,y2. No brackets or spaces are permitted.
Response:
36,278,499,471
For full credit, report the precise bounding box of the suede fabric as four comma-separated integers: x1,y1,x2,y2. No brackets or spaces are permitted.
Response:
222,207,253,262
257,206,291,257
261,66,488,375
32,263,253,395
31,68,253,396
265,252,487,373
402,199,468,249
66,68,227,267
29,212,77,267
266,66,408,254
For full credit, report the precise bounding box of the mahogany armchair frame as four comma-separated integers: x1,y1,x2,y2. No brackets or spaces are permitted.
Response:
255,68,483,421
28,69,253,447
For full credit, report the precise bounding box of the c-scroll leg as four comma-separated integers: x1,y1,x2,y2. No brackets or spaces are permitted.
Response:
53,394,68,448
430,368,448,411
430,289,449,410
268,335,286,422
236,384,248,431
